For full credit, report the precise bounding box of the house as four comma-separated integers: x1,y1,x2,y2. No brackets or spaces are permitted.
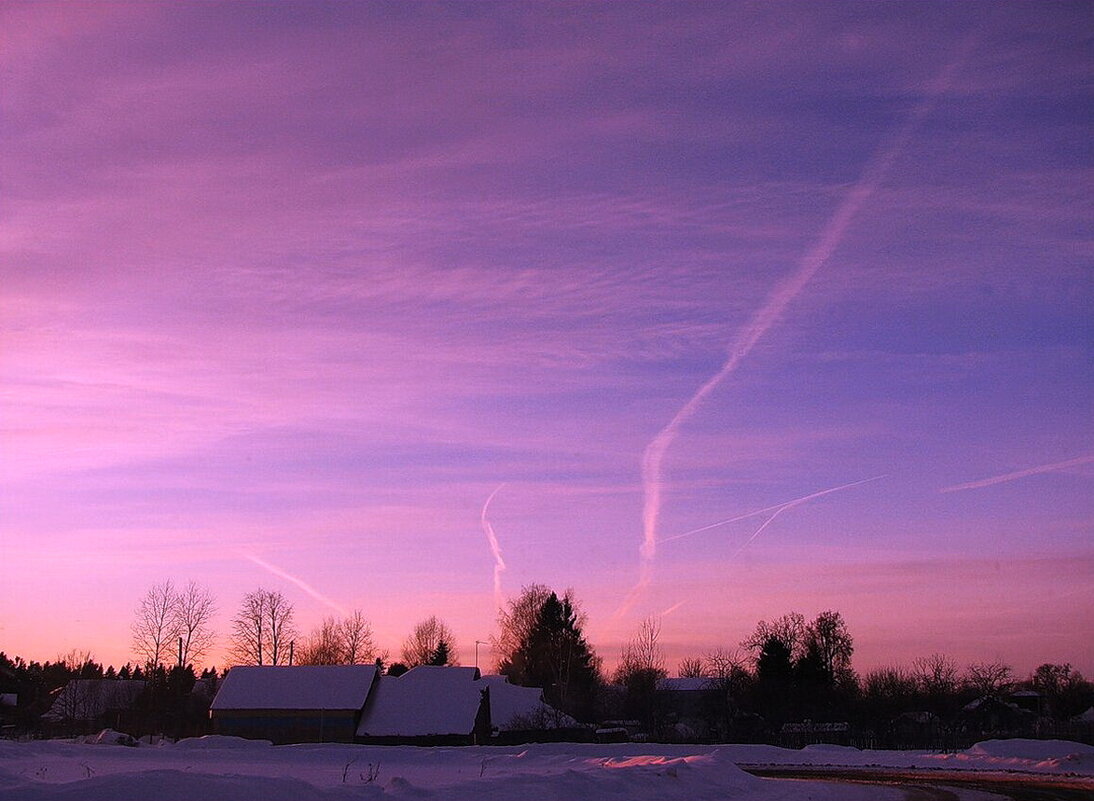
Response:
210,665,377,744
43,679,147,733
657,677,714,741
478,674,581,741
209,664,575,746
356,665,490,745
958,695,1036,739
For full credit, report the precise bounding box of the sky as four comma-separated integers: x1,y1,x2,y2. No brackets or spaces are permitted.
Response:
2,1,1092,679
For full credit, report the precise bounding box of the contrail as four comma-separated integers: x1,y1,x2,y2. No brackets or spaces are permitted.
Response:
940,455,1094,493
481,484,507,611
662,475,887,545
639,477,884,622
241,552,348,616
660,600,686,618
624,42,972,617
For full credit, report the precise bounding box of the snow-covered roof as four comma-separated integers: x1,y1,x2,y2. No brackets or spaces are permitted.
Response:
356,665,483,738
210,665,377,711
658,677,710,692
478,675,577,730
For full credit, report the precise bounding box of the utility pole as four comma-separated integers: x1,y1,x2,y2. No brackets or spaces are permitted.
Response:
475,640,489,670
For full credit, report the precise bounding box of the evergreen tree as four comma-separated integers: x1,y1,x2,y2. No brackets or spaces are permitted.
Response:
499,590,601,721
429,639,451,666
755,636,793,724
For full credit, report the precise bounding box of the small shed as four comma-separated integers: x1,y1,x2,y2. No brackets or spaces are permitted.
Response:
356,665,490,744
210,665,377,744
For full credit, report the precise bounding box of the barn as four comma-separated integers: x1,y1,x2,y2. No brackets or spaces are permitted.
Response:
210,665,377,744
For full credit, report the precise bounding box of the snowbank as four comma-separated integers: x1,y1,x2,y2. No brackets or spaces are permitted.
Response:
965,738,1094,760
1,737,1091,801
170,735,274,750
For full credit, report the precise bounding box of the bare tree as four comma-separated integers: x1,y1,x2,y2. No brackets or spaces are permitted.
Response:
965,661,1013,697
339,609,375,664
402,615,457,667
298,616,345,665
804,610,854,677
912,653,958,697
614,616,665,684
57,648,96,675
912,653,960,720
229,588,298,665
702,648,751,736
492,583,553,672
679,657,706,678
704,648,748,682
132,580,178,670
741,611,806,664
172,581,216,667
614,617,667,732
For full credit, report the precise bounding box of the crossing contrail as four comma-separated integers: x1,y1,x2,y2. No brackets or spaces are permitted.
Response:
636,476,885,623
940,455,1094,493
241,551,348,616
661,475,887,545
481,484,508,610
623,41,972,618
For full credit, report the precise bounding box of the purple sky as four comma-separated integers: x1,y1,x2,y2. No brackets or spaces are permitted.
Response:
2,1,1092,676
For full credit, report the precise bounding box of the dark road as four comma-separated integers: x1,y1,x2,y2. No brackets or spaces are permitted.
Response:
745,766,1094,801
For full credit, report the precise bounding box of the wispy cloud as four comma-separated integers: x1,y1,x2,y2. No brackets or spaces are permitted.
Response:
940,455,1094,493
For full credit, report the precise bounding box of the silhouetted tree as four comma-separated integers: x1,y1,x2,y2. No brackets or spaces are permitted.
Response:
804,610,853,679
298,610,376,666
429,639,451,666
132,581,177,670
755,637,793,724
133,580,217,671
402,616,458,667
964,661,1013,698
912,653,960,723
678,657,705,678
492,584,553,671
499,589,601,721
172,581,217,668
297,616,345,665
340,610,375,664
1030,663,1089,720
229,588,297,665
614,617,667,732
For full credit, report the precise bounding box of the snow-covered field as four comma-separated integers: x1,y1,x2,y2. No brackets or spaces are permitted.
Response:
1,735,1092,800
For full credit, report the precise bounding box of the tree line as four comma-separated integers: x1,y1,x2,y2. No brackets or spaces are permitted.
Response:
4,580,1091,745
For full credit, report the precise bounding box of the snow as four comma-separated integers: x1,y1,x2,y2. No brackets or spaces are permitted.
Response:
0,736,1090,801
210,665,377,711
357,666,482,738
